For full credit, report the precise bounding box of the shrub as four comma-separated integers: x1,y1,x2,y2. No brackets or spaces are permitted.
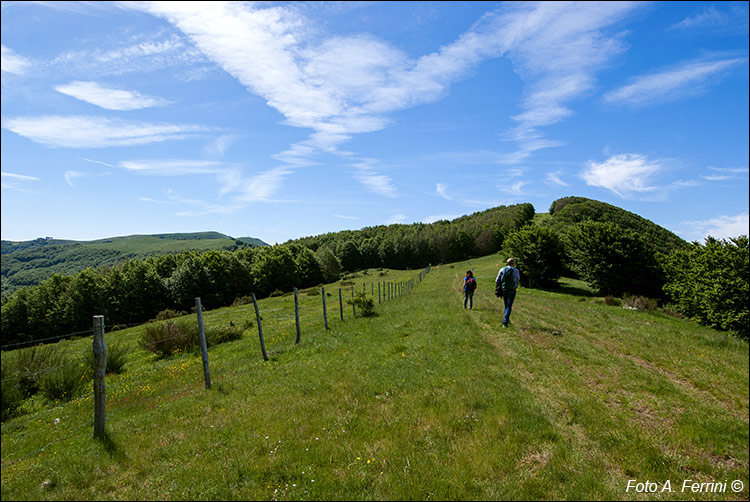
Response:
231,296,253,306
622,296,659,312
140,319,243,358
38,354,91,402
1,359,24,421
566,221,663,297
269,289,285,297
153,309,187,321
89,342,128,374
347,291,377,318
502,225,565,288
663,235,748,339
14,345,62,397
604,296,622,307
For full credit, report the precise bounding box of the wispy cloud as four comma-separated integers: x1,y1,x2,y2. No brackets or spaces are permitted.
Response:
581,153,663,198
63,170,113,187
435,183,450,200
1,44,32,75
353,163,397,198
604,57,747,107
495,1,641,162
50,33,208,79
423,213,462,224
387,214,408,225
55,81,171,110
701,166,749,181
671,4,749,33
2,115,209,148
545,170,569,187
1,171,39,191
335,214,359,220
681,213,750,241
119,159,226,176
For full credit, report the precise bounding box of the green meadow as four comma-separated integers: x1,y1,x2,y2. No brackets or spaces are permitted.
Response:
1,254,747,500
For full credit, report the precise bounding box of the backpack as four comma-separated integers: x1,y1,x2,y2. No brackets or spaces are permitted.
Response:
499,266,516,291
465,277,476,292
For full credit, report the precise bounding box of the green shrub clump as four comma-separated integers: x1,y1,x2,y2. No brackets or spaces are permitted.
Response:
347,291,377,318
140,319,243,358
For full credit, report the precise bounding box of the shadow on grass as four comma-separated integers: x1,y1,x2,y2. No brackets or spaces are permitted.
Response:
533,277,597,298
95,431,128,462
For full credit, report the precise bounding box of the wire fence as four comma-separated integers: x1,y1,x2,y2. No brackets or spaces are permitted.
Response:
0,266,432,468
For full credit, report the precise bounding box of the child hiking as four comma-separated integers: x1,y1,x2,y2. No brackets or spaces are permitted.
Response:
496,258,520,327
463,270,477,309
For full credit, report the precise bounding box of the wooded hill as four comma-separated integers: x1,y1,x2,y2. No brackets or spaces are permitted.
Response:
1,232,268,299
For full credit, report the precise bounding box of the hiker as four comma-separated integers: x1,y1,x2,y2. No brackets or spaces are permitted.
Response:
463,270,477,309
496,258,520,327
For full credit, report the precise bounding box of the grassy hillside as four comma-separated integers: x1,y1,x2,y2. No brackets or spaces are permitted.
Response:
1,232,268,298
1,254,747,500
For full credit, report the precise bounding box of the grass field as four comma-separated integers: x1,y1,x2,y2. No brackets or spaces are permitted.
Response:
1,254,748,500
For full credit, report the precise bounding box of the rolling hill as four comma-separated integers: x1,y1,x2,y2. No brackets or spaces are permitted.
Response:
1,232,268,298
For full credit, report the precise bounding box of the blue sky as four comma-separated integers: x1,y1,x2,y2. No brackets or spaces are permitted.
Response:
2,1,748,245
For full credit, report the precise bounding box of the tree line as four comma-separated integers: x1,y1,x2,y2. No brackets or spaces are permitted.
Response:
2,198,747,345
1,204,535,347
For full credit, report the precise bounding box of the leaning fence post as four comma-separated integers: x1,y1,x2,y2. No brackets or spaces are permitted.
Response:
92,315,106,438
251,293,268,361
321,287,329,329
294,288,301,344
195,298,212,389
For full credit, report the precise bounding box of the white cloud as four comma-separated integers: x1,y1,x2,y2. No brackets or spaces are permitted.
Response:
119,159,225,176
581,153,663,197
604,57,747,107
2,115,209,148
435,183,450,200
353,164,397,198
55,81,171,110
701,166,749,181
335,214,359,220
387,214,408,224
64,170,84,187
423,213,462,224
236,166,296,203
1,45,32,75
682,213,750,241
545,171,569,187
1,171,40,190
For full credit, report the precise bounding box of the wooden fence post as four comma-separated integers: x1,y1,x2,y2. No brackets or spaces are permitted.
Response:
93,315,106,439
294,288,301,344
339,288,344,321
251,293,268,361
322,287,329,329
351,285,356,317
378,282,381,304
195,298,211,389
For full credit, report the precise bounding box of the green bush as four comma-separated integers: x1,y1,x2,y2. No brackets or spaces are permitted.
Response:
347,291,377,318
14,345,63,397
663,235,748,339
622,296,659,312
1,359,24,421
89,342,128,374
153,309,187,321
566,221,663,297
502,225,565,288
38,354,91,402
140,319,244,358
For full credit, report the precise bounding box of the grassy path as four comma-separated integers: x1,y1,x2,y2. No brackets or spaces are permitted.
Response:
1,256,748,500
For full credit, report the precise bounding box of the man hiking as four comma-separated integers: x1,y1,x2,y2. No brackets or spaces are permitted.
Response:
496,258,520,327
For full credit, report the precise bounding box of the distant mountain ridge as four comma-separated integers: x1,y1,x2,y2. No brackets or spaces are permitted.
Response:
1,232,268,298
